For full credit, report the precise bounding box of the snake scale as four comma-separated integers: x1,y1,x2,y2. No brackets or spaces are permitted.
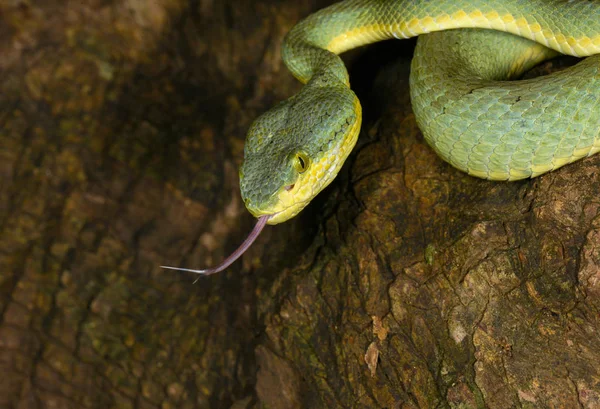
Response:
162,0,600,277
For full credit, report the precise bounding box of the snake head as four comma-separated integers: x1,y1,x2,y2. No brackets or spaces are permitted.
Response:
240,74,362,224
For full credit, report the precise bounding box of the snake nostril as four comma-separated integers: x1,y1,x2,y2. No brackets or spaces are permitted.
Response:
285,184,295,191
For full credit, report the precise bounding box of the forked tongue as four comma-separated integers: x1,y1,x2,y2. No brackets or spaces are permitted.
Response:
161,215,269,282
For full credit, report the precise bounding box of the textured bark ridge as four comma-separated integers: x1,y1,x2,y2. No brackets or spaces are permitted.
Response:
2,1,600,409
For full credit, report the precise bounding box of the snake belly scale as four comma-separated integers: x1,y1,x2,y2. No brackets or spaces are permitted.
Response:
162,0,600,276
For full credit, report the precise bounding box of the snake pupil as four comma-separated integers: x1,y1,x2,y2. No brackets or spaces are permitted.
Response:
294,152,309,173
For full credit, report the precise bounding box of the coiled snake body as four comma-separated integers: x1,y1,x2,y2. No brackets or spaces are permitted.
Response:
163,0,600,276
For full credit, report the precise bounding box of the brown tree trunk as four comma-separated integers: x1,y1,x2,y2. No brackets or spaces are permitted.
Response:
2,1,600,409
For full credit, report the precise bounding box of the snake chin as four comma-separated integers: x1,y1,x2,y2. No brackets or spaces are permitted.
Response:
244,189,311,225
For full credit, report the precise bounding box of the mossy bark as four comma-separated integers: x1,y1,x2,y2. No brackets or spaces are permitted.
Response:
2,1,600,409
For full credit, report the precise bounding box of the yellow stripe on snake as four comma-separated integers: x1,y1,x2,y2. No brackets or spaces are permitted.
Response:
162,0,600,276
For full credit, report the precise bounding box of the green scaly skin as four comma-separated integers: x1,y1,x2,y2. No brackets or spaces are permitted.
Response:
240,0,600,225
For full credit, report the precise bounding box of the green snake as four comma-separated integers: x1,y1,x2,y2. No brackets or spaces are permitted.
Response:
162,0,600,277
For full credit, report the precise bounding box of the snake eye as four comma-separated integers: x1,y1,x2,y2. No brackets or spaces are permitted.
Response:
293,152,310,174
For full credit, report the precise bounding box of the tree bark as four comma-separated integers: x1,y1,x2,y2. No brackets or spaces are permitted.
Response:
2,1,600,409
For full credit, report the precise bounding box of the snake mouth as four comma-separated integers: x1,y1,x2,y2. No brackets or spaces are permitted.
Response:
266,201,313,224
245,190,313,225
246,204,303,225
244,189,309,225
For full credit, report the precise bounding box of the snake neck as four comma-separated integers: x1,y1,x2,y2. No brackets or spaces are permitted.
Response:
282,0,600,84
282,44,350,87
